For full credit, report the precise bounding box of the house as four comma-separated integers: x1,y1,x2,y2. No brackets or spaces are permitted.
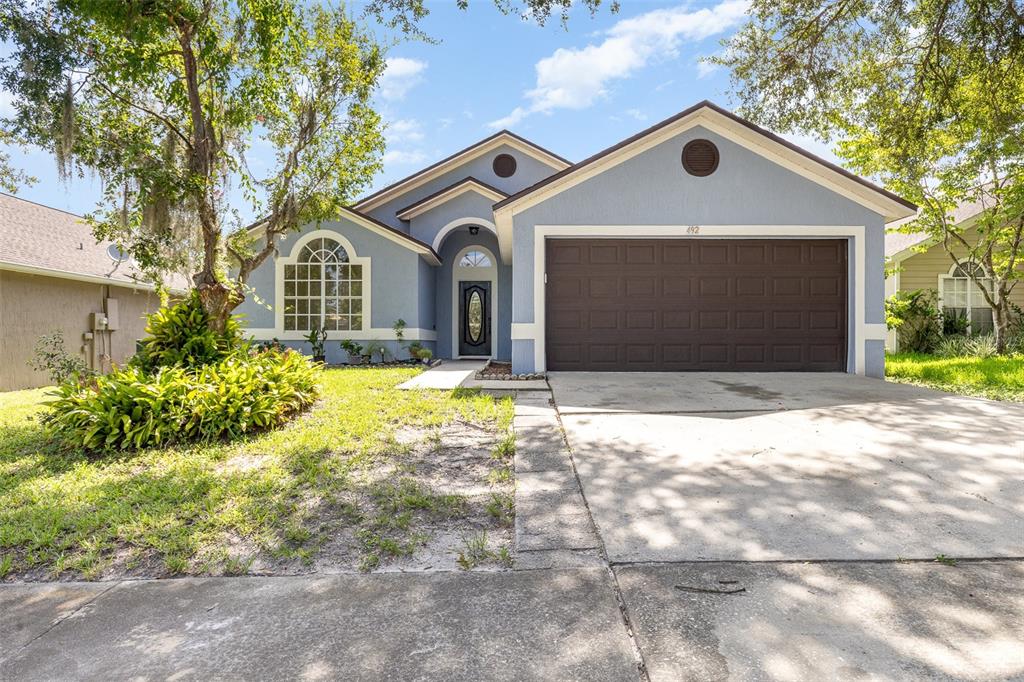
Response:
884,196,1024,350
0,193,171,391
236,101,917,377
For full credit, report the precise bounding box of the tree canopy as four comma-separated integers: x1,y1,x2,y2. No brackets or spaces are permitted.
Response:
717,0,1024,349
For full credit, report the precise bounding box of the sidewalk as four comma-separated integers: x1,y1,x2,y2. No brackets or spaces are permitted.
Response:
1,569,637,681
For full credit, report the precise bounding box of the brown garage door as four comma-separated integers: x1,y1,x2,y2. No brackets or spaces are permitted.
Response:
545,238,848,371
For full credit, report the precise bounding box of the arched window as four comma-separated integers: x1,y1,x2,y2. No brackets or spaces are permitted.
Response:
940,261,993,333
458,250,493,268
283,237,363,331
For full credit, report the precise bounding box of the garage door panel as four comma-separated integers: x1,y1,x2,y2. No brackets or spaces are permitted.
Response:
546,238,848,371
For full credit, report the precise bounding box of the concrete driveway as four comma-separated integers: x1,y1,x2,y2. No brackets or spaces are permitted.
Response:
549,373,1024,563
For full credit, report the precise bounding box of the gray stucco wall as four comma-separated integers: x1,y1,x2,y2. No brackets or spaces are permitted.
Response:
408,190,499,248
236,215,436,336
364,143,561,230
435,228,511,360
509,124,888,377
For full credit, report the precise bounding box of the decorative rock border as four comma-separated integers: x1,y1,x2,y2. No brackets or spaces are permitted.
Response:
474,360,546,382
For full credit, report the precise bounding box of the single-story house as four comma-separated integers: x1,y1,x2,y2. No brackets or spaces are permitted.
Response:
0,193,171,391
237,101,917,377
885,196,1024,350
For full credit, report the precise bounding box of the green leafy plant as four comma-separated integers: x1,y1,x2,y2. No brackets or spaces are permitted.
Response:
393,318,406,346
43,348,319,451
942,310,970,337
133,292,243,371
406,341,433,363
340,339,364,362
364,340,387,364
305,326,328,361
886,290,942,354
28,330,93,385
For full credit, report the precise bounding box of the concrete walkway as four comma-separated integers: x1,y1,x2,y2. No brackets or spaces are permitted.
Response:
397,360,485,389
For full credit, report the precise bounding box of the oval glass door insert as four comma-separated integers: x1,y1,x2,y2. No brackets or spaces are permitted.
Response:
467,290,483,343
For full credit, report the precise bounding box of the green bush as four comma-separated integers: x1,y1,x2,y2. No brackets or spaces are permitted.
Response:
44,348,319,450
885,289,942,353
936,333,999,359
133,292,243,371
29,330,94,385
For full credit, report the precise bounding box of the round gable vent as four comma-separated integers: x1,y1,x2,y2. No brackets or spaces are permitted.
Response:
681,139,719,177
493,153,517,178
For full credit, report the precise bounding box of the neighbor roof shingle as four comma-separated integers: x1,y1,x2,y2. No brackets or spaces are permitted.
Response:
0,193,187,289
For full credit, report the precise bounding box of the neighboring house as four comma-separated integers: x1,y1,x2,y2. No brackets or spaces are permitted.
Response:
885,197,1024,350
237,101,916,377
0,193,174,391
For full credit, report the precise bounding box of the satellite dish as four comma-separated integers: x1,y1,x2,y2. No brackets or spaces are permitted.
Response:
106,244,129,263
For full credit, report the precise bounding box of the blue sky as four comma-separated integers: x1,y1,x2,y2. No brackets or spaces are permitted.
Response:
0,0,840,220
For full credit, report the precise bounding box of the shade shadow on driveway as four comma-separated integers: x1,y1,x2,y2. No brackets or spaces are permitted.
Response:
549,373,1024,563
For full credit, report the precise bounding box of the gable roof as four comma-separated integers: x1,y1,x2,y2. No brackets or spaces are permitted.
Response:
885,193,991,261
353,130,570,213
243,204,441,264
493,101,917,260
395,177,507,221
336,206,441,264
0,193,187,291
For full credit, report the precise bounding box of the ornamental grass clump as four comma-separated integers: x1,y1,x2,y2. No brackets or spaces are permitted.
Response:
43,295,320,451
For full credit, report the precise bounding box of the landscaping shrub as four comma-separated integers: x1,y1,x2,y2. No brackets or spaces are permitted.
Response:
29,330,94,384
936,333,999,359
885,289,942,353
132,292,243,371
44,348,319,450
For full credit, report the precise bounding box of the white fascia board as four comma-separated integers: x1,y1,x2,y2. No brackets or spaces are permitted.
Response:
355,134,569,213
396,181,506,221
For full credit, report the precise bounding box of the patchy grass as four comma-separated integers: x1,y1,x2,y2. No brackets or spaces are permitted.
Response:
885,353,1024,402
0,367,513,580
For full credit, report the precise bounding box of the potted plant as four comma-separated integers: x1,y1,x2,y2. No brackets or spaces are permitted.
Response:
340,339,364,364
305,326,327,363
415,347,433,365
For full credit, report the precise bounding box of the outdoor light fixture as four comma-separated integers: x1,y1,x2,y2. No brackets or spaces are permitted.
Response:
469,225,480,235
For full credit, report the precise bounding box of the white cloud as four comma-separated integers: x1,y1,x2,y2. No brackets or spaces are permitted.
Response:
488,0,749,129
625,108,647,121
696,60,719,79
383,149,428,165
379,58,427,101
386,118,424,144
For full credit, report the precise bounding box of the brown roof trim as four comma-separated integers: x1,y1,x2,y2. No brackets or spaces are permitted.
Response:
354,130,570,209
395,176,508,219
493,100,917,213
339,205,442,263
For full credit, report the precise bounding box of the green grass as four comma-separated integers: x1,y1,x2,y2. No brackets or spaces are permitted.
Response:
0,367,513,580
886,352,1024,401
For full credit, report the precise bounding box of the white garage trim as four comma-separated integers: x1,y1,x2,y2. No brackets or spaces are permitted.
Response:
527,225,872,375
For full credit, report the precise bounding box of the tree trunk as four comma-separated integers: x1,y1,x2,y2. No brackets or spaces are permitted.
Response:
992,298,1009,354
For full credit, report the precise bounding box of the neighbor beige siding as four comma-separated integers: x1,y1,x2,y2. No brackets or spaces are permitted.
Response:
898,226,1024,308
0,270,160,391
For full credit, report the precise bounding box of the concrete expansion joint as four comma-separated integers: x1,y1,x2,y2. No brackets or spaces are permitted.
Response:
541,392,651,682
2,580,122,665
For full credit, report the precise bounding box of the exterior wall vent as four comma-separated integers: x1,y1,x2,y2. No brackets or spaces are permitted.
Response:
682,139,719,177
493,154,517,178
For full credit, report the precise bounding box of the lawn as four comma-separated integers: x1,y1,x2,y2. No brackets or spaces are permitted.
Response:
885,353,1024,402
0,367,514,580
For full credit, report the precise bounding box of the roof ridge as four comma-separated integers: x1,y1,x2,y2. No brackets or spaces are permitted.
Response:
353,130,569,210
395,175,508,219
0,191,87,220
493,100,916,214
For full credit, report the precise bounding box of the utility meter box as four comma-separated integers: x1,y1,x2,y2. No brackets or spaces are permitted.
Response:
105,298,120,330
91,312,108,331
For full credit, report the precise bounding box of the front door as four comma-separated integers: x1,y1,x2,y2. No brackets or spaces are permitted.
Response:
459,281,491,356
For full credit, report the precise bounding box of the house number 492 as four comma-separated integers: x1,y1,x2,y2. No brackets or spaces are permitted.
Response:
686,225,700,234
